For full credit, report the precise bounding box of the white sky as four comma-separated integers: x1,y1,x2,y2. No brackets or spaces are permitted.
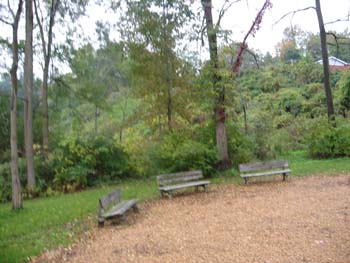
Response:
1,0,350,75
215,0,350,54
79,0,350,55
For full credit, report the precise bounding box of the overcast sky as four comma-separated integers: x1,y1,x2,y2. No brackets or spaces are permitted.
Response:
1,0,350,75
215,0,350,54
79,0,350,55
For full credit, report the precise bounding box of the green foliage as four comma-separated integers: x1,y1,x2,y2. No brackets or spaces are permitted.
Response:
226,122,254,166
151,132,218,176
335,70,350,116
52,136,133,192
306,119,350,158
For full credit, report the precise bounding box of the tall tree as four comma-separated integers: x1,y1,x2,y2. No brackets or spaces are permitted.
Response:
33,0,60,158
0,0,24,209
315,0,335,121
120,0,193,132
24,0,35,189
201,0,230,169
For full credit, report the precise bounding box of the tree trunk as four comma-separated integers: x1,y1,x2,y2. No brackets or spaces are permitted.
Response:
95,106,99,135
42,64,49,156
10,0,24,210
119,95,129,143
243,103,248,134
315,0,335,121
162,0,173,131
34,0,60,158
25,0,35,189
202,0,230,169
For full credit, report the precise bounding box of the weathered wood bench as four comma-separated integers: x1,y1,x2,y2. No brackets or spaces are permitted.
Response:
157,170,210,198
239,160,291,184
98,189,138,227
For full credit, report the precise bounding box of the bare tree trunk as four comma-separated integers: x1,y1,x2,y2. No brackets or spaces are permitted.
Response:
10,0,24,210
95,106,99,135
315,0,335,121
42,65,49,155
202,0,230,169
166,55,173,131
25,0,35,189
34,0,60,158
119,95,129,143
162,0,173,131
243,103,248,134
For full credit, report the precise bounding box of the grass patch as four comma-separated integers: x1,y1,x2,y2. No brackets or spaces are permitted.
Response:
212,151,350,184
1,153,350,263
0,178,158,263
283,151,350,176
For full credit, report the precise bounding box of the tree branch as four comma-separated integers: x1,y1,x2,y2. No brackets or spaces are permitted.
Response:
231,0,272,74
7,0,15,18
0,17,12,25
326,32,339,57
274,6,315,26
33,0,47,58
215,0,242,30
246,49,260,69
325,15,350,25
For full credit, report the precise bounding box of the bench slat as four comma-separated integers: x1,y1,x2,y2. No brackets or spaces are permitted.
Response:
239,160,288,172
241,169,291,178
159,180,210,192
157,170,203,186
102,199,137,218
99,189,121,209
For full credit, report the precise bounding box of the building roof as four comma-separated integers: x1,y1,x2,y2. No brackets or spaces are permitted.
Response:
317,56,349,66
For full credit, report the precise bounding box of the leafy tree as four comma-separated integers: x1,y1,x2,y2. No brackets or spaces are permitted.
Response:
120,0,195,132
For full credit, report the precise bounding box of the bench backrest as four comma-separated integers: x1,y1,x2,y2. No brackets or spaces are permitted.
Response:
157,170,203,186
239,160,288,173
99,189,121,210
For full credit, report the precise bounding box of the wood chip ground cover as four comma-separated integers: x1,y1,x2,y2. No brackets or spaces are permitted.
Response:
33,175,350,263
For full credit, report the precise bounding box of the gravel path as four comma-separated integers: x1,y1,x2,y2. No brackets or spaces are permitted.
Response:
34,175,350,263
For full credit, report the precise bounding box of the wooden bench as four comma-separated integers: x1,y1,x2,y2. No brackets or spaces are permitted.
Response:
157,170,210,198
239,160,291,184
98,189,138,227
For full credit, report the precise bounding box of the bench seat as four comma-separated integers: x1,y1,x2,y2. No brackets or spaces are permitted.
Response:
239,160,291,184
241,169,291,178
98,189,138,226
158,180,210,192
102,199,138,219
157,170,210,198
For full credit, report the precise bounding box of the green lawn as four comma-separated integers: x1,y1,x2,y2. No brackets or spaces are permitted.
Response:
0,179,159,263
1,152,350,263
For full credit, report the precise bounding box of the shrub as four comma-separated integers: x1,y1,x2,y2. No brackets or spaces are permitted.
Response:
306,119,350,158
226,122,254,167
51,136,133,191
152,133,218,176
0,158,31,202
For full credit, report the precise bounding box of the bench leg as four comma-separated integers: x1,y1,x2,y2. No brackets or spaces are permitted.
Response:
203,184,208,193
283,173,288,181
112,215,126,225
98,218,105,228
244,178,248,185
167,192,172,199
133,204,139,213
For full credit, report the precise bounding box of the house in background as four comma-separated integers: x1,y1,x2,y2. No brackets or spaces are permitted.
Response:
317,56,350,71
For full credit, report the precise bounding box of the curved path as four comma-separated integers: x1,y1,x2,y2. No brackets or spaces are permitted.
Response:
34,175,350,263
